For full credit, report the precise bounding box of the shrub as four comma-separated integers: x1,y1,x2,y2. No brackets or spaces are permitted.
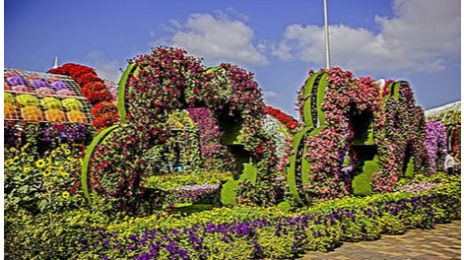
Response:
8,175,453,259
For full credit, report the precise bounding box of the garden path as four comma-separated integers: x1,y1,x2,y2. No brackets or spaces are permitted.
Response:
303,220,460,260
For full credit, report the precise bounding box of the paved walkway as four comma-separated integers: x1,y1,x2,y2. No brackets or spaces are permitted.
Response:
304,221,461,260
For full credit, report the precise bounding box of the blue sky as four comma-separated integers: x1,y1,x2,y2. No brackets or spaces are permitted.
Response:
5,0,460,116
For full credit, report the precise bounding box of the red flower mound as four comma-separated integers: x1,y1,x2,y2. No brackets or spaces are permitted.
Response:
48,63,118,130
265,106,299,130
91,101,119,129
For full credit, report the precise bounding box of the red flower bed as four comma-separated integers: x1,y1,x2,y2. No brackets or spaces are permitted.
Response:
265,106,299,130
48,64,118,129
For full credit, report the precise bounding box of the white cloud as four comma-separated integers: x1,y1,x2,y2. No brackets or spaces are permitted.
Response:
85,52,122,82
263,91,278,99
273,0,460,72
164,13,267,66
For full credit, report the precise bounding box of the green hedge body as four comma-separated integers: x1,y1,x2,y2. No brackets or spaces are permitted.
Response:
81,125,119,199
117,63,137,122
287,71,328,204
302,72,320,127
404,156,415,178
221,162,258,206
352,156,380,196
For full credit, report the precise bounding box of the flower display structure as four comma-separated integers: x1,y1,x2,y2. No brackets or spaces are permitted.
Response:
373,81,427,191
48,64,119,130
4,69,93,126
83,47,278,213
426,103,461,161
289,68,428,203
424,120,448,173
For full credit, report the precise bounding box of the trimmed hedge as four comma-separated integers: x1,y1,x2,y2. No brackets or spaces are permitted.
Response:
5,176,460,259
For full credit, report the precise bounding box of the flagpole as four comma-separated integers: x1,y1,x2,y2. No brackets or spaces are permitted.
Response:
323,0,331,69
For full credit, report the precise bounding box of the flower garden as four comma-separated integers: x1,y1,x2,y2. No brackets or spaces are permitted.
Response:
4,47,461,259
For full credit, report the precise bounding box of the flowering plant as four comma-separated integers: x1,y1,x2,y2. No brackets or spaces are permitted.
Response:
424,120,447,173
67,110,88,123
86,47,279,211
186,107,236,171
62,98,84,111
56,89,77,96
6,76,27,86
41,97,62,109
296,68,383,199
12,85,33,92
5,143,84,214
21,106,44,121
50,80,69,91
266,106,299,130
5,104,17,119
35,87,56,95
45,109,66,122
69,178,459,259
373,83,427,191
90,101,119,129
4,122,92,147
16,94,39,106
48,64,118,129
5,92,15,103
30,79,51,89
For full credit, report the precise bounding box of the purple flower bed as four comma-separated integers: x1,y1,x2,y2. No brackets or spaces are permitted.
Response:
72,183,459,259
50,80,69,91
30,79,51,89
6,76,27,86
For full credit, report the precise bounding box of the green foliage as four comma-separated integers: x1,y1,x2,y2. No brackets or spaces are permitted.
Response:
352,156,380,196
256,227,295,259
221,162,258,206
220,179,238,206
404,156,415,178
202,237,255,260
117,63,137,121
5,209,109,259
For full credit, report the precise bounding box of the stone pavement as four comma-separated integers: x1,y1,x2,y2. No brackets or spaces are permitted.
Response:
304,221,461,260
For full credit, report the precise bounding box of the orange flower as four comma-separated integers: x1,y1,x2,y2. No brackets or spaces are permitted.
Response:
45,109,66,121
5,104,17,118
67,110,87,123
21,106,43,121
